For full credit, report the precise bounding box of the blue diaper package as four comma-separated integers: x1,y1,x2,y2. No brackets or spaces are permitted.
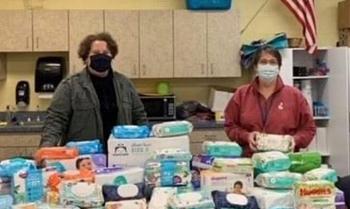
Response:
252,151,291,173
0,158,36,177
0,194,13,209
212,191,259,209
202,141,242,157
112,125,150,139
255,171,303,189
66,140,103,154
102,183,145,202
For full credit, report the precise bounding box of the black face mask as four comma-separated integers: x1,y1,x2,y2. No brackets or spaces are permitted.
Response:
89,54,112,72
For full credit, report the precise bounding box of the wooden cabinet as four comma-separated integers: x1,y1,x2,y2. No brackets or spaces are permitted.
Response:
0,133,41,160
189,129,229,155
208,9,241,77
69,10,104,74
33,10,69,52
140,10,173,78
174,10,207,78
105,11,139,78
0,11,32,52
0,54,6,80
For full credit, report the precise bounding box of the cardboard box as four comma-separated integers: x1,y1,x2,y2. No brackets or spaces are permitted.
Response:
208,86,234,112
200,170,254,193
108,135,190,167
338,0,350,29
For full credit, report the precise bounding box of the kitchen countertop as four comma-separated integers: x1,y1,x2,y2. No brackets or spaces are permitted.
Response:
0,120,225,133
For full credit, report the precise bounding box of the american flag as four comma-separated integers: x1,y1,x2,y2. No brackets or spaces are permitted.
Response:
281,0,317,54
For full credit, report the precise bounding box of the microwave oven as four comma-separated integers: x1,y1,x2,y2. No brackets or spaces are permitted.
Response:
139,95,176,121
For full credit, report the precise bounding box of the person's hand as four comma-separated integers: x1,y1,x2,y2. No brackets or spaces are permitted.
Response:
287,135,296,151
248,131,259,151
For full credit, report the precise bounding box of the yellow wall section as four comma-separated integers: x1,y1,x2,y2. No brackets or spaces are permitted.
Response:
0,0,343,110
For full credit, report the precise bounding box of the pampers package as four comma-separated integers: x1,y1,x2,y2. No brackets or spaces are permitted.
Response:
256,133,293,152
294,180,336,209
95,167,144,186
252,151,291,173
202,141,242,157
0,158,36,177
151,121,193,137
44,154,106,172
200,170,254,193
288,152,322,174
250,187,294,209
255,171,303,189
108,135,190,167
303,167,338,183
212,158,253,174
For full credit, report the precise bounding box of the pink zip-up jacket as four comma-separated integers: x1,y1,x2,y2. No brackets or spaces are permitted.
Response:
224,76,316,157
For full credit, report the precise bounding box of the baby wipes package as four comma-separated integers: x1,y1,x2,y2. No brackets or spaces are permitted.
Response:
168,190,215,209
294,180,336,209
191,154,215,170
65,139,103,154
0,194,13,209
102,183,145,202
256,133,293,152
212,158,253,174
250,187,294,209
0,158,36,177
59,181,104,208
252,151,291,173
34,147,79,163
211,191,259,209
0,177,11,195
44,154,106,172
151,121,193,137
105,199,147,209
303,167,338,183
255,171,303,189
202,141,242,157
112,125,150,139
288,152,322,174
201,170,254,193
152,148,192,162
148,187,177,209
95,167,144,186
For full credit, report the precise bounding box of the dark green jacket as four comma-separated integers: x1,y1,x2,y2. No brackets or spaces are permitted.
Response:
40,69,147,147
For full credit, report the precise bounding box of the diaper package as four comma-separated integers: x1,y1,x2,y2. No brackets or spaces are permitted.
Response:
256,133,293,152
45,154,106,172
151,121,193,137
212,158,253,174
201,170,254,193
34,147,79,163
252,151,291,173
65,139,103,154
112,125,150,139
168,191,215,209
95,167,144,186
0,177,11,194
255,171,303,189
0,158,36,177
191,155,215,170
148,187,177,209
102,183,145,202
211,191,259,209
288,152,322,174
202,141,242,157
105,199,147,209
152,149,192,162
303,167,338,183
250,187,294,209
336,189,347,209
294,180,336,209
59,181,104,208
0,194,13,209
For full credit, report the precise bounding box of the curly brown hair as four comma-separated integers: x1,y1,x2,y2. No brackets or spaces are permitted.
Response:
78,32,118,62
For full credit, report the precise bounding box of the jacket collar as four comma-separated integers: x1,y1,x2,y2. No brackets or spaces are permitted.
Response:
251,75,285,94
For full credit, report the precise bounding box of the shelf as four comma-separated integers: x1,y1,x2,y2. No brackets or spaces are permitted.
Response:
293,75,329,80
37,93,53,99
314,116,330,120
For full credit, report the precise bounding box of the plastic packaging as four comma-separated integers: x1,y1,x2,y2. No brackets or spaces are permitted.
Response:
303,168,338,183
152,149,192,162
34,147,78,163
252,151,291,173
148,187,177,209
211,191,259,209
255,171,302,189
256,133,293,152
65,140,103,154
168,191,215,209
0,194,13,209
152,121,193,137
102,183,145,202
202,141,242,157
191,154,215,170
0,158,36,177
288,152,322,173
105,199,147,209
112,125,150,139
212,158,253,174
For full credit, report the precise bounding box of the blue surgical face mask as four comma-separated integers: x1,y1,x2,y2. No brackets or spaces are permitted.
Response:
257,64,279,83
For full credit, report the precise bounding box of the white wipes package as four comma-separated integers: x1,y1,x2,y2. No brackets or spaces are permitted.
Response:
168,191,215,209
256,133,293,152
252,151,291,173
148,187,178,209
303,168,338,183
250,187,294,209
255,171,302,189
